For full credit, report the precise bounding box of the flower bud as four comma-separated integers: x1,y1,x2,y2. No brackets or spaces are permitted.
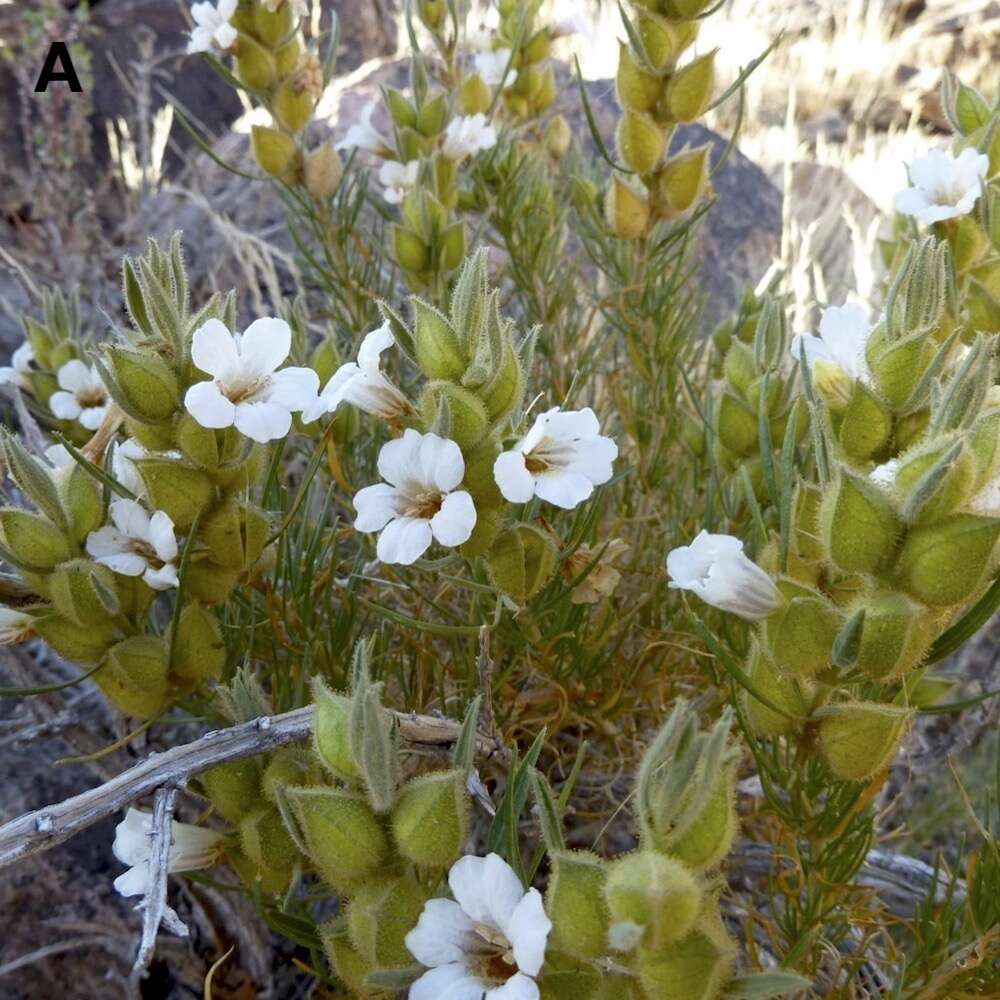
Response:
261,749,318,802
792,481,824,562
637,11,698,71
533,67,557,114
348,875,430,968
818,702,911,781
134,458,213,531
853,591,934,681
34,610,116,664
0,509,72,571
605,176,650,240
546,850,610,960
460,505,505,558
385,88,417,129
184,558,240,605
417,93,449,137
304,142,343,200
487,524,558,602
604,852,702,950
895,513,1000,607
236,33,277,91
414,300,467,380
482,343,525,423
818,472,900,573
715,391,758,457
420,382,489,450
665,0,715,15
226,843,291,895
393,225,430,274
459,73,492,115
49,558,119,626
103,347,179,424
312,679,363,783
665,50,716,122
252,0,294,46
274,37,301,77
636,909,736,1000
617,109,667,174
969,409,1000,488
836,381,892,460
202,758,262,824
895,440,975,524
391,769,469,869
286,786,389,890
201,500,270,571
544,114,572,159
658,766,737,872
252,124,297,177
240,805,299,875
98,635,170,719
441,222,466,271
537,954,603,999
273,78,316,134
61,463,104,543
868,330,935,408
763,589,841,676
654,145,711,218
321,927,373,996
171,601,226,686
741,642,811,737
616,41,661,113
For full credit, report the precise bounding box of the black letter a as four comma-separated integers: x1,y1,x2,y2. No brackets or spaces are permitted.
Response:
34,42,83,93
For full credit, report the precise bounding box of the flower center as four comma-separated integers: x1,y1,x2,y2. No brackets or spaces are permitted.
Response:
223,374,271,404
467,924,517,984
79,387,108,408
403,490,445,520
131,540,166,569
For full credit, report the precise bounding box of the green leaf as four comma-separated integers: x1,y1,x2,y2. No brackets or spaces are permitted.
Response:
725,971,812,999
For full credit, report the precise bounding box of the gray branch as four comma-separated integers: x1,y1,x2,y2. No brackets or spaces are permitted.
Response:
0,705,504,870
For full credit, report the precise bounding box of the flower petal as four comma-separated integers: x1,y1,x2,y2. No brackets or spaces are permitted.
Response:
239,317,292,377
57,359,93,393
564,436,617,486
409,963,486,1000
110,499,152,541
185,380,236,429
86,526,131,560
533,469,595,509
356,323,395,372
268,366,320,410
148,511,177,563
79,405,109,431
113,808,152,866
94,551,149,577
505,888,551,977
487,973,541,1000
419,433,465,493
191,319,240,379
234,400,292,443
377,428,424,488
49,390,82,421
144,564,179,591
405,898,475,968
430,491,477,547
353,483,406,532
113,865,150,898
449,853,526,935
494,451,535,503
376,516,433,565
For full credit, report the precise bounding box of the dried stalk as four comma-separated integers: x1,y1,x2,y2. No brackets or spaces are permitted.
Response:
0,705,504,870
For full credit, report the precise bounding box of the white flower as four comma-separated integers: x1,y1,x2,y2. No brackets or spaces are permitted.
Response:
894,148,989,225
187,0,238,55
302,323,413,423
790,302,872,384
112,438,182,497
0,606,34,645
49,359,110,431
0,342,35,391
442,114,498,161
494,407,617,510
405,853,552,1000
869,458,900,489
183,317,319,443
112,807,223,899
378,160,420,205
86,499,180,591
44,444,74,469
473,48,516,86
337,101,386,154
666,530,782,621
354,429,477,565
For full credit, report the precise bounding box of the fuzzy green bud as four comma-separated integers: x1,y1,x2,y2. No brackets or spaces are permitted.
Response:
261,749,317,803
853,590,934,681
0,509,72,571
385,88,417,129
459,73,492,115
487,524,558,602
201,500,270,571
818,702,911,781
636,910,736,1000
715,391,758,457
202,758,262,824
348,875,430,968
61,463,103,543
33,611,116,665
867,329,936,408
135,459,214,531
420,382,489,450
659,767,738,872
313,680,363,782
617,109,667,174
304,142,343,200
414,301,467,381
273,78,316,134
391,768,470,869
741,643,811,737
252,125,297,177
819,472,900,573
103,347,180,423
895,441,976,525
482,343,525,423
171,601,226,685
240,805,298,873
322,928,374,997
605,176,650,240
665,50,717,122
544,114,572,159
417,93,449,137
236,33,277,90
286,786,389,890
99,635,170,719
763,589,841,676
655,145,712,218
252,1,294,46
48,558,119,625
895,513,1000,606
394,225,430,274
616,41,661,113
604,852,702,950
637,11,698,71
547,851,610,960
184,559,240,605
837,381,892,460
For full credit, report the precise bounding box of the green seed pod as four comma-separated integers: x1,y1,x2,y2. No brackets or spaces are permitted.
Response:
637,10,698,71
171,601,226,685
853,590,934,681
792,481,824,562
537,953,603,1000
895,513,1000,606
546,850,610,960
665,0,715,15
818,472,900,573
347,875,430,968
252,0,294,46
235,32,277,90
483,343,525,424
135,459,214,531
868,329,936,408
48,558,119,625
664,50,716,122
303,142,343,200
636,908,737,1000
420,382,489,450
0,509,72,572
654,145,711,218
226,843,292,895
384,87,417,129
201,500,270,571
459,73,491,115
414,300,467,381
274,37,300,77
486,524,559,602
184,559,240,605
616,41,661,113
604,852,702,950
837,381,892,460
34,610,117,665
459,505,505,558
391,769,469,869
202,758,262,824
286,786,389,890
605,176,650,240
659,767,738,872
763,589,842,676
616,109,667,174
273,78,316,134
98,635,170,719
741,642,811,737
60,463,103,543
312,679,362,783
544,113,573,160
252,125,297,177
321,926,375,997
895,440,976,525
715,391,758,457
722,341,757,397
103,347,179,423
240,805,299,872
818,702,911,781
261,749,318,803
